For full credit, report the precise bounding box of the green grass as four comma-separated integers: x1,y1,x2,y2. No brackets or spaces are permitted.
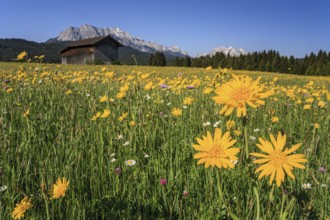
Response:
0,62,329,219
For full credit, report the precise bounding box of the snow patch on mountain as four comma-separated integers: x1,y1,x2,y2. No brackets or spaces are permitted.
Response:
198,46,247,57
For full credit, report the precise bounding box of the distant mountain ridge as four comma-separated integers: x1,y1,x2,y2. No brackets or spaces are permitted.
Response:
197,46,247,57
49,24,188,57
50,24,248,58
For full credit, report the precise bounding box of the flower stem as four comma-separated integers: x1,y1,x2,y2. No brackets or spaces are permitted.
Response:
215,171,240,219
42,191,50,220
244,124,249,159
215,171,224,201
253,187,260,220
279,190,286,220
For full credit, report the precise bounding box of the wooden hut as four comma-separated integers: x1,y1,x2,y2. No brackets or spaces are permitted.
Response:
60,35,123,64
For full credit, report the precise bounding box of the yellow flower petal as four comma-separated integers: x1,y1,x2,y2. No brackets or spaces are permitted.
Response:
284,143,302,154
192,128,239,169
251,132,307,187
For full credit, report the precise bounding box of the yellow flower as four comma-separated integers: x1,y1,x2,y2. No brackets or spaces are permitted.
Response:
144,82,153,90
116,91,126,99
51,177,69,199
99,95,108,102
91,112,101,120
11,196,32,219
65,90,72,95
129,121,136,127
203,87,213,94
104,71,115,78
171,108,182,116
193,128,240,168
6,88,13,93
183,97,194,105
303,104,311,110
226,120,236,130
118,112,128,121
219,67,228,74
17,51,27,61
140,73,150,79
205,66,212,71
317,101,325,108
305,98,314,103
250,132,307,187
100,109,110,118
272,117,279,123
234,129,242,136
314,123,319,129
213,75,271,117
23,109,30,118
119,84,129,92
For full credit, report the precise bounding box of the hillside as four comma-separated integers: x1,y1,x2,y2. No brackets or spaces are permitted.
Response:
0,38,178,65
0,38,68,63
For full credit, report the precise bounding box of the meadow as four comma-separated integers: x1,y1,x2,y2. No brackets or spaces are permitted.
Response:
0,61,329,219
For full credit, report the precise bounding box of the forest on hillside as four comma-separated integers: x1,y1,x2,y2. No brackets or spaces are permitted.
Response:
168,50,330,76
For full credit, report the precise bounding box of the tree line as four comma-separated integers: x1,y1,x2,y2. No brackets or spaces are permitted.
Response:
149,50,330,76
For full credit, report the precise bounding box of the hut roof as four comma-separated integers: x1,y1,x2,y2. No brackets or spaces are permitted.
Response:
60,35,123,54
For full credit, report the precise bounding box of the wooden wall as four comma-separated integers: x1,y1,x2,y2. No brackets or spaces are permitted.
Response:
61,43,119,64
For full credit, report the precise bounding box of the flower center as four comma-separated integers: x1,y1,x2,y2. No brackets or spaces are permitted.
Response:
271,150,287,167
230,88,252,102
57,186,66,194
208,144,225,158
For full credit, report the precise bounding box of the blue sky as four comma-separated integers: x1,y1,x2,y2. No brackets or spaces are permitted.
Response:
1,0,329,57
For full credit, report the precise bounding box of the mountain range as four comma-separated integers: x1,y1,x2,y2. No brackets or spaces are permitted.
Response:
0,24,247,64
49,24,247,58
48,24,188,58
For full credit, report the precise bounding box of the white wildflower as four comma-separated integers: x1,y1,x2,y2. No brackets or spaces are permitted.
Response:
125,160,136,166
116,134,124,140
213,121,221,127
302,183,312,189
0,185,7,192
203,122,211,127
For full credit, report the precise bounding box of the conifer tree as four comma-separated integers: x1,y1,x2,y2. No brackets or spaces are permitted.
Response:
184,56,191,67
